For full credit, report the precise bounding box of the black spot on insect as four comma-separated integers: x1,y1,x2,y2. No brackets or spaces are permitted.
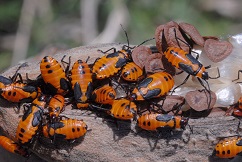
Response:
147,121,151,126
46,65,51,68
143,121,146,126
19,133,23,138
8,91,11,96
13,92,16,96
48,70,53,74
108,93,115,98
122,115,124,117
123,72,129,78
72,128,75,132
77,127,80,132
164,76,168,81
80,71,85,74
222,151,225,155
227,150,230,154
121,103,126,107
20,128,25,133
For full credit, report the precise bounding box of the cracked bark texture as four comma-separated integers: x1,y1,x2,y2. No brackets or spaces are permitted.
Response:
0,43,239,162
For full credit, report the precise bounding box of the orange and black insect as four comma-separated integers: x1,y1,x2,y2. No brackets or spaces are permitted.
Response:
160,28,219,81
40,56,70,95
233,97,242,116
159,29,219,109
42,118,87,141
0,135,29,157
92,84,116,105
92,25,154,80
121,62,143,82
0,82,40,104
0,70,40,105
129,72,174,101
92,46,131,80
137,113,189,131
15,95,46,145
47,94,65,120
109,98,137,120
69,59,93,109
214,136,242,158
225,97,242,116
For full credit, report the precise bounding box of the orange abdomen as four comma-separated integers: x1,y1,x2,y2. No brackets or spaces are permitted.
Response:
70,60,93,103
131,72,174,100
43,118,87,140
48,94,65,118
0,136,28,157
92,85,116,105
121,62,143,81
110,98,137,120
40,56,69,95
164,47,205,78
215,136,242,158
0,83,38,103
137,113,182,131
16,106,43,144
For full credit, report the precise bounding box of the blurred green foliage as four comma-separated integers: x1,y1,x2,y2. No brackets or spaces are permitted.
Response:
0,0,241,72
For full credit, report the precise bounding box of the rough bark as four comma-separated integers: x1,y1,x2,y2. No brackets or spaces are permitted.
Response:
0,43,238,162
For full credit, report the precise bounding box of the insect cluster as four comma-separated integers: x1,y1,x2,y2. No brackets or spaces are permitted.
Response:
0,21,240,160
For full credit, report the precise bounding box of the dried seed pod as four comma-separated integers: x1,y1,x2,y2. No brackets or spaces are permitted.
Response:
155,24,165,53
204,39,233,63
155,21,190,53
132,46,152,68
185,90,216,111
161,95,185,114
165,21,190,52
203,36,219,41
179,22,205,47
145,53,163,73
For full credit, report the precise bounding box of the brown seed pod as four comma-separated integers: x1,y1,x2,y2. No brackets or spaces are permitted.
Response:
155,24,165,53
179,22,205,47
165,21,190,52
204,39,233,63
144,53,163,73
132,46,152,68
155,21,191,53
203,36,219,41
161,95,185,114
185,90,216,111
